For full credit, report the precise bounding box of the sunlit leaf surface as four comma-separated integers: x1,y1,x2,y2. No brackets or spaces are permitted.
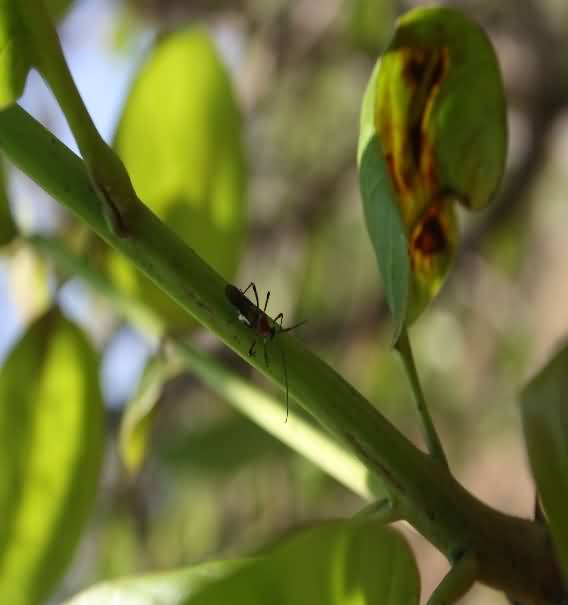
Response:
111,27,247,328
0,311,104,605
66,521,419,605
119,357,167,475
66,561,248,605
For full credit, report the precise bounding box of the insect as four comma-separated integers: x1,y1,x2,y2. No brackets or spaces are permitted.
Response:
225,282,305,421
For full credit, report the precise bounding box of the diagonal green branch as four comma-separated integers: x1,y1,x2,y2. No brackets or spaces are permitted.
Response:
17,0,138,235
0,104,565,604
28,234,385,502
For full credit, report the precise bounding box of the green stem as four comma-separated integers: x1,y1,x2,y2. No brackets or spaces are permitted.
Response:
17,0,137,236
0,105,564,605
353,498,401,524
426,553,477,605
396,326,448,469
28,234,387,502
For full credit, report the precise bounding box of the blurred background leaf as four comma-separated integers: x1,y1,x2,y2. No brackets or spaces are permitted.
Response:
119,356,170,476
109,27,247,329
184,521,419,605
7,243,50,323
66,560,247,605
0,310,104,605
68,521,419,605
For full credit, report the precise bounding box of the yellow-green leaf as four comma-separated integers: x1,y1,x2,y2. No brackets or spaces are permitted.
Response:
360,7,506,326
376,6,506,219
119,357,167,475
186,521,420,605
0,310,104,605
8,244,50,323
111,27,247,328
520,341,568,580
65,521,419,605
0,0,32,108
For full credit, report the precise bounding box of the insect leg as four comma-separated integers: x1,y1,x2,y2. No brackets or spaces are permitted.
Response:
263,290,270,313
242,282,260,309
273,312,284,329
249,339,257,357
281,319,307,333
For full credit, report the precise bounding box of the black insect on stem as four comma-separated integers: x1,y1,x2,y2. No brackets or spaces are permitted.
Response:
225,282,305,421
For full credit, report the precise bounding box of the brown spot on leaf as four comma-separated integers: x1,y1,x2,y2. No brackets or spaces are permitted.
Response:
403,49,427,85
412,210,447,257
385,152,400,193
409,121,423,170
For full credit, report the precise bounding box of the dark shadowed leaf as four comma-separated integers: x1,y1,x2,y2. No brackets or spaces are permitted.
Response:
358,63,409,343
158,414,289,473
111,27,247,328
46,0,76,21
0,158,17,246
520,341,568,579
0,310,104,605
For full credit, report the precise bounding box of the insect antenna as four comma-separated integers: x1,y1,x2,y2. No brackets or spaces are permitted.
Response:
279,320,308,334
276,340,290,423
271,317,306,422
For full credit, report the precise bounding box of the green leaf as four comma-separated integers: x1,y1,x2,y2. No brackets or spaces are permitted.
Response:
66,521,419,605
0,158,17,246
375,6,507,217
520,341,568,579
0,310,104,605
185,520,419,605
66,560,248,605
111,27,247,328
119,357,168,475
358,63,410,343
366,7,506,323
0,0,33,108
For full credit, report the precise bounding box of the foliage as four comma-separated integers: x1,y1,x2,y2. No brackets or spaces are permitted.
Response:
0,1,567,605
